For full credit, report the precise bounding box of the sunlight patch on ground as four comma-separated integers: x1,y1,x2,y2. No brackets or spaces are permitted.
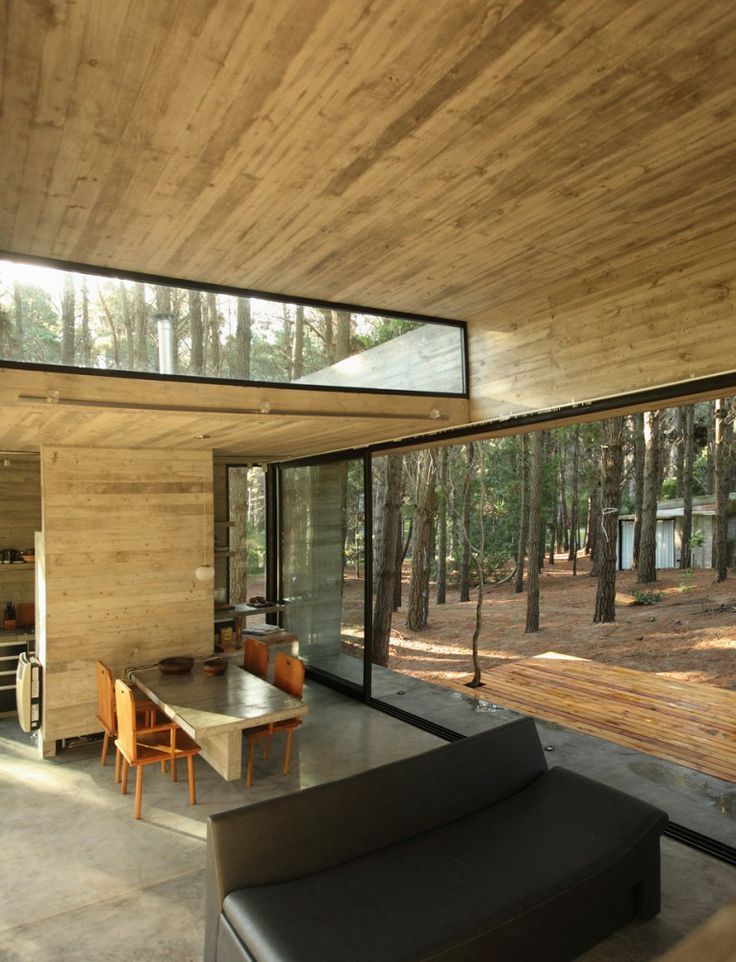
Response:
390,636,521,662
692,638,736,651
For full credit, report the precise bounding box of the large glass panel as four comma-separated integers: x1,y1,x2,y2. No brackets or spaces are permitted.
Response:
226,466,267,604
369,400,736,850
281,458,366,690
0,258,465,394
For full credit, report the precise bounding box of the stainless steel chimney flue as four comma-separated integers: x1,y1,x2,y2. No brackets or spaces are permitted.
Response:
154,313,175,374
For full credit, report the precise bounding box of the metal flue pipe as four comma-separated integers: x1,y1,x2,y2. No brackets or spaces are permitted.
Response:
154,313,175,374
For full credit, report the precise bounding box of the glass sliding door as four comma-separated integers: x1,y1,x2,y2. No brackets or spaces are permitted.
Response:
279,454,370,695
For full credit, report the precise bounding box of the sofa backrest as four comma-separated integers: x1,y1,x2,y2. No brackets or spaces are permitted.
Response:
208,717,546,895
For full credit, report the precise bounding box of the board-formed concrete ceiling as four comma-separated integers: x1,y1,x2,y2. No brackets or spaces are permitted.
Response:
2,0,736,451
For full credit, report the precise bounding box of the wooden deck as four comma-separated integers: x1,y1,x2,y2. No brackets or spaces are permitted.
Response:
447,653,736,783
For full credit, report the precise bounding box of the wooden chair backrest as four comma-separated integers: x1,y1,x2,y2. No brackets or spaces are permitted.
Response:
114,679,138,762
273,653,305,700
96,661,116,734
243,638,269,680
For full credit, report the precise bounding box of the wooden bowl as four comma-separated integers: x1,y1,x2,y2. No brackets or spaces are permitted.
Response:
158,656,194,675
203,657,228,676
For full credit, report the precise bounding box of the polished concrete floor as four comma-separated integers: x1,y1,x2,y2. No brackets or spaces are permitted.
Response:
0,680,734,962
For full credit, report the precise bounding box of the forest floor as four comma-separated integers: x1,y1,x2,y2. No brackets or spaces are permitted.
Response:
344,554,736,691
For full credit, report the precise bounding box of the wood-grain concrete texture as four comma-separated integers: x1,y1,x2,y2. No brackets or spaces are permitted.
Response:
0,365,470,459
1,0,735,458
38,445,214,742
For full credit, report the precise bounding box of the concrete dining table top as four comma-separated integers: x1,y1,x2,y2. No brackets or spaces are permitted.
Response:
131,658,308,781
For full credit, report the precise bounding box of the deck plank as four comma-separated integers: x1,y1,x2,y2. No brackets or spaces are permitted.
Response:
446,653,736,782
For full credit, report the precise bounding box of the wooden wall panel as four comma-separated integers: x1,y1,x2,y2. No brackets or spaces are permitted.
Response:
0,454,41,604
39,446,213,742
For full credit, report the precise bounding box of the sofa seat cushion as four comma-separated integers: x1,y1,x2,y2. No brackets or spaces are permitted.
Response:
222,766,666,962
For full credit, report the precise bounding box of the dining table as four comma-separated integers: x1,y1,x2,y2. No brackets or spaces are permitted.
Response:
130,655,309,781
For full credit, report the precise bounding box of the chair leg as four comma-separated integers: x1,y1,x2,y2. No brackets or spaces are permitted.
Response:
121,759,129,795
283,729,294,775
171,757,178,782
114,748,122,784
187,755,196,805
134,765,143,819
100,731,110,767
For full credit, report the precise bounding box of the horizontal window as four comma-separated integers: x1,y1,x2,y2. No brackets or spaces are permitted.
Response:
0,259,466,395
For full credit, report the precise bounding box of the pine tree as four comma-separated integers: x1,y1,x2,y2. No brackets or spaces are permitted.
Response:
525,431,544,633
593,418,625,623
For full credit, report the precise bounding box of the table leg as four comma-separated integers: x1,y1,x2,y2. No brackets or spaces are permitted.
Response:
198,729,243,781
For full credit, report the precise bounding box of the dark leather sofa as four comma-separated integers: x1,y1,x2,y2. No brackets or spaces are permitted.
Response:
205,717,667,962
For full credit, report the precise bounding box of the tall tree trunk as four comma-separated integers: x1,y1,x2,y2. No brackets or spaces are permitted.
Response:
559,444,569,553
207,292,220,375
235,296,252,379
675,407,686,498
120,281,134,369
638,410,660,583
323,309,336,363
594,418,625,623
81,278,91,366
134,282,148,370
547,436,557,565
13,282,24,356
569,425,580,573
229,467,250,603
468,451,486,687
459,442,475,602
514,434,529,592
436,447,449,604
189,290,205,375
372,455,403,665
336,310,351,361
705,400,716,494
714,398,729,581
61,274,75,365
587,482,601,576
97,287,120,367
394,514,409,610
680,405,695,569
155,286,171,313
632,413,645,569
292,304,304,380
525,431,544,632
406,452,436,630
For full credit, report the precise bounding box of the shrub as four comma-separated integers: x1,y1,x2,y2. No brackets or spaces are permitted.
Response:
633,589,662,606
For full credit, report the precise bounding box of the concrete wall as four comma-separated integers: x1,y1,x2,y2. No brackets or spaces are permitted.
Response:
38,446,213,743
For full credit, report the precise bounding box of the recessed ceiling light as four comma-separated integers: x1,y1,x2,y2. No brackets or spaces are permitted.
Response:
193,433,211,440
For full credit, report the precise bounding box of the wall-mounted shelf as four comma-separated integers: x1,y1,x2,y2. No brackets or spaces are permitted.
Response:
0,564,34,572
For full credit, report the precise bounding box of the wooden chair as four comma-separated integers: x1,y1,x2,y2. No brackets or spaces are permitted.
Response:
243,637,269,680
245,653,305,787
114,679,200,819
95,661,156,783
